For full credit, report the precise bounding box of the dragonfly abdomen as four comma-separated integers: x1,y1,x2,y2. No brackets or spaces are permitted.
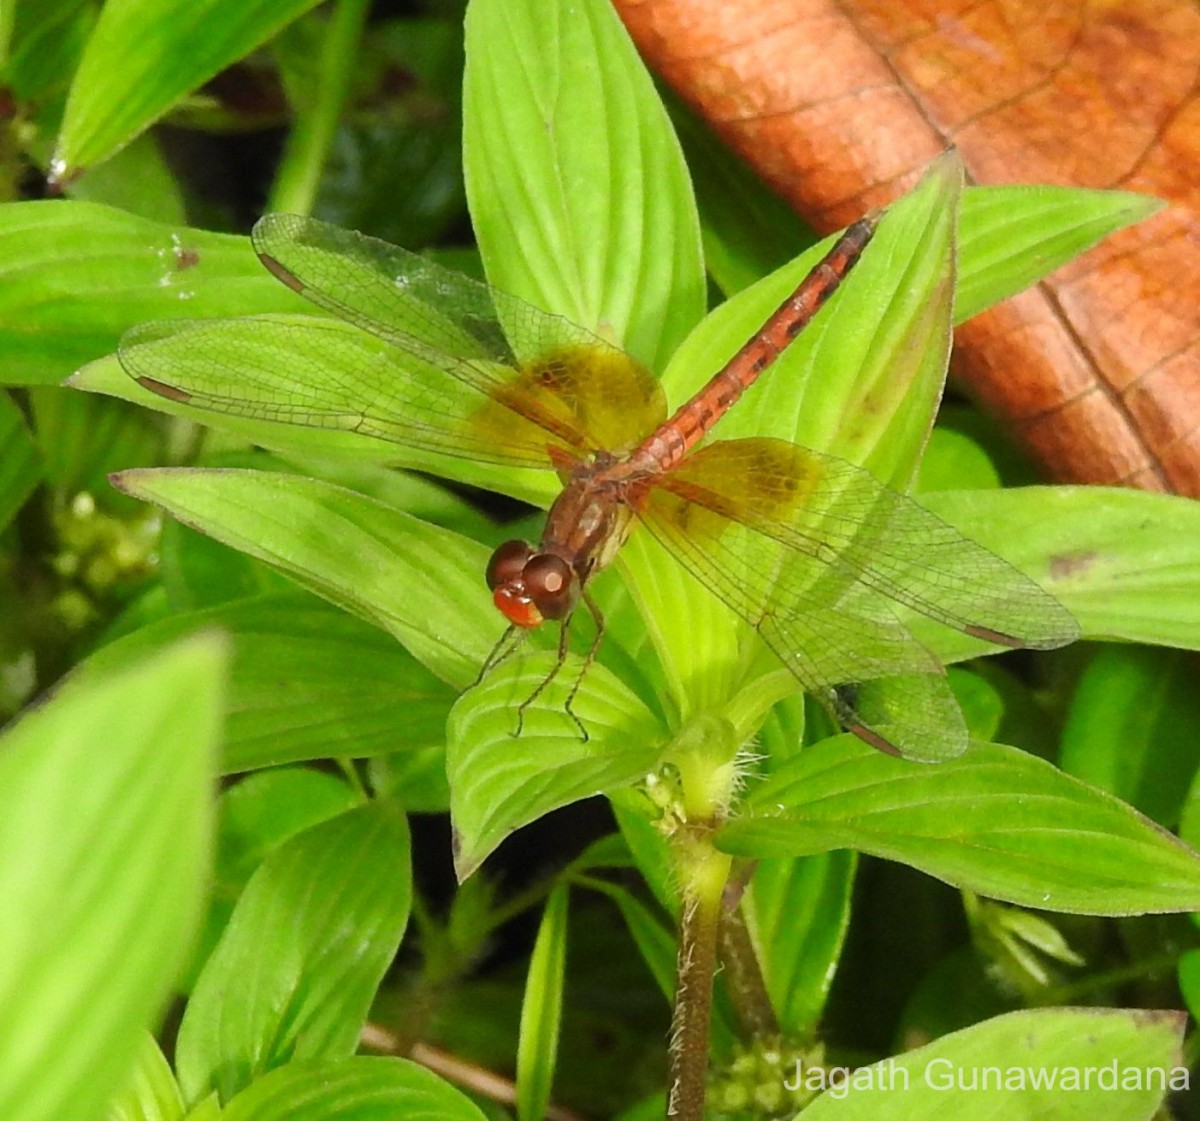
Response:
629,213,878,476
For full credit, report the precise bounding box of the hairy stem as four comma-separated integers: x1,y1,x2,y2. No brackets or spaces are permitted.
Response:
667,832,731,1121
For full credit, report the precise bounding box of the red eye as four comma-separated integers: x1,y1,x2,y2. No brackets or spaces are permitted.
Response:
523,554,574,620
486,540,534,590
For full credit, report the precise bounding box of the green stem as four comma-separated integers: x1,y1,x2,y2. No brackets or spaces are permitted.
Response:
266,0,370,215
719,894,779,1039
1036,951,1182,1005
667,832,731,1121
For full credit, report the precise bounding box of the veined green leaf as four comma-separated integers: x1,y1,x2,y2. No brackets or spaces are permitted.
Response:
110,468,501,690
175,801,411,1104
81,593,455,773
54,0,326,177
221,1057,488,1121
0,201,309,386
956,185,1163,322
463,0,704,371
803,1008,1184,1119
0,635,223,1121
718,737,1200,915
448,655,664,879
516,884,569,1121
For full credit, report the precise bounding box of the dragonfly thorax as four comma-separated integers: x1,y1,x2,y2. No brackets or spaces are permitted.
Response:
486,539,576,629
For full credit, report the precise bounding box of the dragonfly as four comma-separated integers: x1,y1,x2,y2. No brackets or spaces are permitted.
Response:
119,212,1079,761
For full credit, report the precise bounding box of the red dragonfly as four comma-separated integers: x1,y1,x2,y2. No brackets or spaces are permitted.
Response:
120,212,1078,760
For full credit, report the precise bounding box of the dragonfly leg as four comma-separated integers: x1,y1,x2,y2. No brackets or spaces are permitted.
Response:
560,589,606,743
474,623,524,688
514,611,575,738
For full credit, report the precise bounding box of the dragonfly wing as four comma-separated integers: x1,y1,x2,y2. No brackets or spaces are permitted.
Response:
252,214,668,455
120,315,559,467
660,437,1079,651
638,464,967,759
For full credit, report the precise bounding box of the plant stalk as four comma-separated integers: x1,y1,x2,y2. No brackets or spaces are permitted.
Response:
719,892,779,1038
267,0,370,215
667,831,731,1121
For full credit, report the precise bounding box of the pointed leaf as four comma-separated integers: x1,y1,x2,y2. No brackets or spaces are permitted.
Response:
463,0,704,370
516,884,569,1121
747,852,856,1036
718,737,1200,915
0,635,223,1121
175,801,412,1104
0,201,309,386
221,1057,488,1121
82,593,455,773
956,186,1165,322
111,468,499,690
802,1008,1185,1120
448,655,664,879
104,1033,185,1121
54,0,326,177
624,160,962,717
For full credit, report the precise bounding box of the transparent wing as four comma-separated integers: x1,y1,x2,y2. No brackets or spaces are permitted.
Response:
119,315,563,468
249,213,668,455
659,437,1079,650
639,437,1077,758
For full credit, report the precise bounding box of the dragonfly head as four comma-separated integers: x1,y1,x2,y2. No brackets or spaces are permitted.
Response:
486,540,575,628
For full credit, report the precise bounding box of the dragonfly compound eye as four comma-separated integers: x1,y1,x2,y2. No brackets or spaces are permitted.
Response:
486,540,535,591
523,554,574,621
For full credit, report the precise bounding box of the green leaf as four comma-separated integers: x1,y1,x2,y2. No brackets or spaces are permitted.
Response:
920,486,1200,658
1062,646,1200,829
183,768,361,997
175,801,412,1104
0,201,309,386
66,132,187,224
516,884,569,1121
221,1057,488,1121
956,186,1164,322
914,427,1001,493
718,737,1200,915
0,392,41,531
1177,949,1200,1023
81,593,456,773
802,1008,1184,1119
27,388,162,505
181,1096,221,1121
216,768,359,886
948,667,1005,743
104,1033,185,1121
463,0,705,371
1,1,94,106
746,852,855,1036
110,468,499,690
0,634,223,1121
447,655,664,879
54,0,326,177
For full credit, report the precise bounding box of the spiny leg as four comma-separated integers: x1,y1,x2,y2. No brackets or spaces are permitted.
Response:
474,623,524,688
514,610,574,738
560,588,606,743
